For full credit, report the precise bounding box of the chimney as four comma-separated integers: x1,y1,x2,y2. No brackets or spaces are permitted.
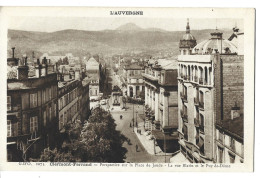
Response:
17,56,29,80
35,58,42,78
41,57,48,77
12,47,15,58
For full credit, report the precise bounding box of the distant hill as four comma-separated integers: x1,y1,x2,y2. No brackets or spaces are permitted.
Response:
116,23,143,31
7,23,233,59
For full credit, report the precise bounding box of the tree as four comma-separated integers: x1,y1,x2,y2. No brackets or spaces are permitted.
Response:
33,107,128,162
31,148,76,162
81,107,127,162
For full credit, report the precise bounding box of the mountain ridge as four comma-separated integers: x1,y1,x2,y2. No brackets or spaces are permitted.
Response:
7,27,233,59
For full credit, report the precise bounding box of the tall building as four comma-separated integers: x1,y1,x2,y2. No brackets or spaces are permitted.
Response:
177,19,244,163
124,63,144,98
85,57,100,100
7,54,58,161
58,80,82,133
214,29,244,164
143,59,179,152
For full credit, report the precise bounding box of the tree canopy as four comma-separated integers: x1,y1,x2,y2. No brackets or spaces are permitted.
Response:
34,107,127,162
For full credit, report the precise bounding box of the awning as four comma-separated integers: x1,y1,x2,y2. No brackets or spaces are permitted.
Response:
151,130,178,140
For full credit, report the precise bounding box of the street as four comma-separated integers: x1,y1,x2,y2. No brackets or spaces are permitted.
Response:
110,103,172,163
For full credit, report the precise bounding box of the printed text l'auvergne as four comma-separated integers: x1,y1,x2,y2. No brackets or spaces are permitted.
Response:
110,11,143,15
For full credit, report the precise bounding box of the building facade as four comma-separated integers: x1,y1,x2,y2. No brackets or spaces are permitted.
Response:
177,20,244,163
143,59,179,152
58,80,81,132
7,56,58,161
124,64,144,98
85,57,100,100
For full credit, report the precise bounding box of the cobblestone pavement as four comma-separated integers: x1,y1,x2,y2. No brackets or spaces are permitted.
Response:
110,103,172,163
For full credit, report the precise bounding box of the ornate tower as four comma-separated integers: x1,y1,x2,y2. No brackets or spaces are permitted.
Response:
179,19,197,55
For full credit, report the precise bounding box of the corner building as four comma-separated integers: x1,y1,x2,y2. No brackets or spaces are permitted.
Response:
7,56,58,161
177,20,244,163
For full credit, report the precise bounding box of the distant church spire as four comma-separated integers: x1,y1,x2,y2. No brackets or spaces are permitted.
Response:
186,18,190,34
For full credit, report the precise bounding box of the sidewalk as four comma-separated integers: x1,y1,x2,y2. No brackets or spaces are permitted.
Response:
133,122,173,156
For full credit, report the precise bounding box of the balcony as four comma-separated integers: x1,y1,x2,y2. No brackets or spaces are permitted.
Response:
199,101,204,109
180,92,187,102
199,125,204,134
181,110,188,123
194,118,200,127
194,97,199,106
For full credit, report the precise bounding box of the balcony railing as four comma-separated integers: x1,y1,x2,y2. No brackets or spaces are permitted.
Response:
199,125,204,133
199,101,204,109
181,110,188,122
180,92,187,101
194,118,200,127
194,97,199,106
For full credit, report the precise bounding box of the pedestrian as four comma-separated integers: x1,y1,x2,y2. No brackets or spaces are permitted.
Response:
136,144,138,152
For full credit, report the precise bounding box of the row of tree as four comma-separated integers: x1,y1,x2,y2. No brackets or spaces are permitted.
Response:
32,107,127,162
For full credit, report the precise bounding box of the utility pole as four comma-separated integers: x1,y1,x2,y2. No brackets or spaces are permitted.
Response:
132,103,134,132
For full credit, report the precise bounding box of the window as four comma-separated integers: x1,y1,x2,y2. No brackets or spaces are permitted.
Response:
7,96,11,111
199,114,204,133
64,112,67,124
30,116,38,133
49,107,52,121
59,114,64,130
43,111,47,126
49,88,52,101
230,137,236,151
30,93,38,108
54,104,56,117
218,147,224,163
219,131,224,143
7,120,11,137
183,124,188,140
229,153,235,163
42,89,46,103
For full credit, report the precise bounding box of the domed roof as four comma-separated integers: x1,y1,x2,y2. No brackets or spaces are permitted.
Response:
182,33,196,41
192,30,238,54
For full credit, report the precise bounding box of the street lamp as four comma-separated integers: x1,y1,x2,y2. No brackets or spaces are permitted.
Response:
136,110,138,128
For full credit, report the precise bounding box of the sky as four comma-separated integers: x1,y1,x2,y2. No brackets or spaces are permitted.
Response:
8,17,244,32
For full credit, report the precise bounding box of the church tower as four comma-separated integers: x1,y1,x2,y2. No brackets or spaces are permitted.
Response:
179,19,197,55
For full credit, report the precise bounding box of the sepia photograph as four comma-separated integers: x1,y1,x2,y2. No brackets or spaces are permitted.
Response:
0,6,255,172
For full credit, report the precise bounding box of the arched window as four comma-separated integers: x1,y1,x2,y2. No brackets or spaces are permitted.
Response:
188,66,191,81
204,67,208,85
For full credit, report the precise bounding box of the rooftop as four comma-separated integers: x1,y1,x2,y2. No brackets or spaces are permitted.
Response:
124,63,144,70
216,116,244,141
